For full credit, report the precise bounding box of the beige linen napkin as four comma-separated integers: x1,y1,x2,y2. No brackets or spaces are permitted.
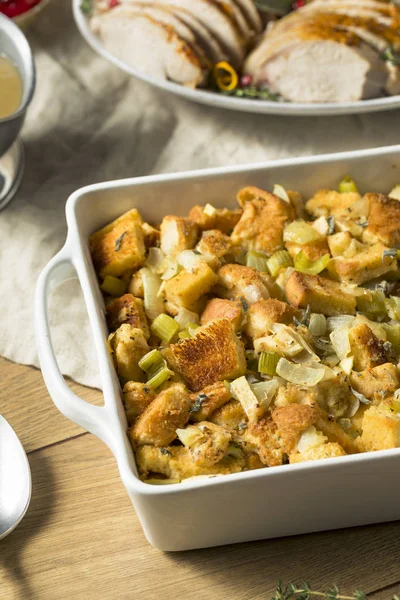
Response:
1,0,399,389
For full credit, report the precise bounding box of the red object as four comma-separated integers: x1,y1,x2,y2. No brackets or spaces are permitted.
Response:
109,0,119,7
0,0,43,18
292,0,306,9
240,74,253,88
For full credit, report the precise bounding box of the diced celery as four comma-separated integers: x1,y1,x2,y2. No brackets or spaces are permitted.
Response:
178,329,191,340
338,176,358,194
147,363,174,389
139,349,164,372
267,250,293,277
100,275,126,297
294,251,330,275
283,220,322,245
246,251,269,272
385,296,400,321
258,351,279,376
150,314,180,344
357,291,387,320
383,323,400,352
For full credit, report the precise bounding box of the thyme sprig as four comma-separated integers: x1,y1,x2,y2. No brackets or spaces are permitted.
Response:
272,581,370,600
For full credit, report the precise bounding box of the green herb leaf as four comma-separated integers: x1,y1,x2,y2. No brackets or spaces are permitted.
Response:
381,46,400,66
189,393,208,413
220,86,284,102
115,231,127,252
80,0,92,14
160,448,172,456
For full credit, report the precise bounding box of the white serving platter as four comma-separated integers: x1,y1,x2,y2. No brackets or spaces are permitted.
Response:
73,0,400,117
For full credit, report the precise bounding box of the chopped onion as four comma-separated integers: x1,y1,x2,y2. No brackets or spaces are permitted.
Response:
312,216,329,236
327,315,355,332
273,184,290,203
276,358,326,386
176,426,205,447
346,395,360,418
177,250,214,272
144,247,165,274
351,388,371,405
203,203,216,216
308,313,327,337
339,355,354,375
330,328,351,360
389,184,400,201
141,267,165,320
174,307,200,330
297,426,327,453
230,376,264,422
250,380,280,410
283,220,322,245
272,323,320,363
161,257,180,281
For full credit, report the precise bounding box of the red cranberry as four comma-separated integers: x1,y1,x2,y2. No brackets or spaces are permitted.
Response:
240,74,253,88
292,0,306,10
109,0,119,7
0,0,42,17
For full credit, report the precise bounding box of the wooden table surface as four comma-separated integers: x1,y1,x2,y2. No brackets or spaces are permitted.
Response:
1,357,400,599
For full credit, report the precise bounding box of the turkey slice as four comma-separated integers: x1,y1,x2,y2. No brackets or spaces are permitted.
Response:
117,0,246,65
244,23,388,102
233,0,263,33
213,0,253,40
91,11,208,87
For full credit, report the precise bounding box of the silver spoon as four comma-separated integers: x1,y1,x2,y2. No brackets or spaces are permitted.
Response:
0,415,31,540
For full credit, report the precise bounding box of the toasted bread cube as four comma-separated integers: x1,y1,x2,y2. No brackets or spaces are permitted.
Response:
135,444,244,480
108,324,149,382
188,205,241,234
123,381,156,424
348,324,388,371
210,399,246,429
163,262,219,310
360,405,400,451
286,238,330,262
168,318,246,391
178,421,232,467
315,411,359,454
129,383,191,447
285,271,356,316
326,242,398,285
160,216,198,258
128,269,144,298
189,381,232,422
217,264,275,305
243,298,300,340
201,298,242,331
289,442,346,464
90,209,146,278
106,293,149,337
350,363,399,400
271,404,319,453
240,416,285,466
327,231,353,257
362,193,400,248
196,229,232,258
306,189,360,218
231,187,294,255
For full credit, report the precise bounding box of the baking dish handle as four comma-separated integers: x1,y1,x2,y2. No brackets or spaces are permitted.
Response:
35,247,114,450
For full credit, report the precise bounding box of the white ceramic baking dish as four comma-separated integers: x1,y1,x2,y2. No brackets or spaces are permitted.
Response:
36,145,400,552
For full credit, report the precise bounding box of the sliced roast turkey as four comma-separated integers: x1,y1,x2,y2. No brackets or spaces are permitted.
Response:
116,0,247,65
234,0,263,33
244,23,389,102
91,10,208,87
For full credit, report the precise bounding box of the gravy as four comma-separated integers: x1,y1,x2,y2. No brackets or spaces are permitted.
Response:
0,55,22,119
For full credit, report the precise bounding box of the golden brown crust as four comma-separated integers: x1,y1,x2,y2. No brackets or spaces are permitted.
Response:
197,229,232,258
350,363,399,400
241,416,284,466
168,318,246,391
359,405,400,452
327,242,398,285
243,298,300,340
217,264,274,304
285,271,356,316
231,187,294,255
160,215,199,257
89,209,146,278
163,262,219,310
271,404,319,452
200,298,242,331
189,382,232,422
305,189,360,218
363,193,400,248
129,383,191,447
289,442,346,464
106,293,149,337
210,399,246,429
188,205,242,233
123,382,156,425
108,325,149,383
348,324,388,371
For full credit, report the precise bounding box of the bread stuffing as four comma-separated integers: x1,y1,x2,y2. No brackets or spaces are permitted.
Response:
91,175,400,484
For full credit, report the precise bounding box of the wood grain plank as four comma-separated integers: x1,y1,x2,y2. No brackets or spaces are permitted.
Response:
2,432,400,600
0,357,102,452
